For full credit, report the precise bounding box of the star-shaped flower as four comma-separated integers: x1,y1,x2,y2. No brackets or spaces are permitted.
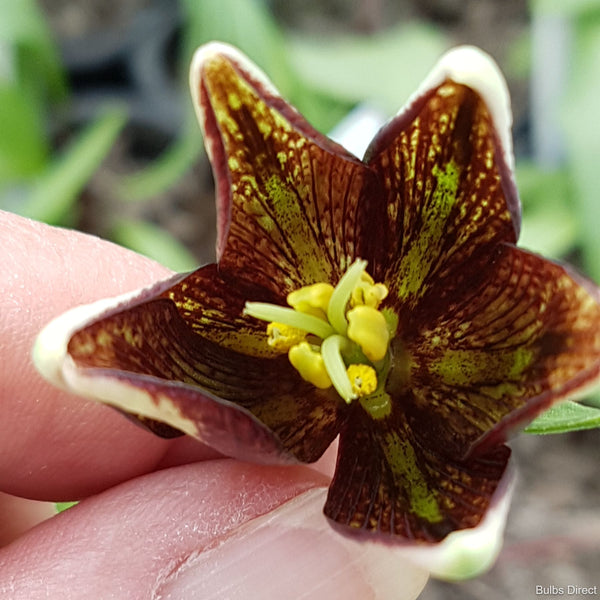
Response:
34,42,600,579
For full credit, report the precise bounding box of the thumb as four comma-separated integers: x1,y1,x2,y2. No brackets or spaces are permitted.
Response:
0,460,428,599
158,487,429,599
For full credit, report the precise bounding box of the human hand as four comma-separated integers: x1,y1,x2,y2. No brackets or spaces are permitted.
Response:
0,210,428,599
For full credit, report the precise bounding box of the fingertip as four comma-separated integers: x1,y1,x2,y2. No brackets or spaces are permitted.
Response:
156,488,429,600
1,211,176,497
0,461,330,598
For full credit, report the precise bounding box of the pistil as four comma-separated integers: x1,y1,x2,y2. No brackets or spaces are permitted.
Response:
327,259,368,334
321,334,356,402
244,303,334,340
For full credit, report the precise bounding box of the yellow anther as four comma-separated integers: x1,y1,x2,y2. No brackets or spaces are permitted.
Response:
288,342,332,389
267,322,306,351
351,272,389,309
346,305,390,362
347,364,378,397
287,283,334,320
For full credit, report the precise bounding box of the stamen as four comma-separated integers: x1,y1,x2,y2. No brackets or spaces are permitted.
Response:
245,303,334,339
287,283,334,321
346,305,390,362
327,259,368,335
347,364,378,397
288,342,332,389
351,273,389,308
321,335,356,403
267,322,306,351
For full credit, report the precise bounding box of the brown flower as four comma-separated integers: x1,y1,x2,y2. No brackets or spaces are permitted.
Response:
34,43,600,578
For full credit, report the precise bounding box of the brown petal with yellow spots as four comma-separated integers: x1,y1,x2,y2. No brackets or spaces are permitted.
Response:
195,49,380,294
67,265,346,462
366,81,519,310
405,244,600,459
157,263,282,358
324,401,510,542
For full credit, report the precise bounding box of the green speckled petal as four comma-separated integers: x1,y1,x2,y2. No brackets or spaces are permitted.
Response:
366,80,519,310
194,47,379,293
324,401,510,542
157,263,280,357
405,244,600,458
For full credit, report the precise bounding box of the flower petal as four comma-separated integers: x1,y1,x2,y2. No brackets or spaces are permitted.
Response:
35,267,346,463
365,47,520,309
323,401,510,543
399,462,515,580
190,42,379,292
157,263,279,358
407,244,600,458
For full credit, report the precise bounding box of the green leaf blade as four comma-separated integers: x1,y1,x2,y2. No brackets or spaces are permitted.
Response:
525,400,600,434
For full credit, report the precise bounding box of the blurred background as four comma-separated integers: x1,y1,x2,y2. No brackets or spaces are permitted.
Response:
1,0,599,597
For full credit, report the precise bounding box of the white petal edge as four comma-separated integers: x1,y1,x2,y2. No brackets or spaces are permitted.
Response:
33,289,149,392
32,275,200,437
407,45,515,173
398,461,516,581
189,41,281,168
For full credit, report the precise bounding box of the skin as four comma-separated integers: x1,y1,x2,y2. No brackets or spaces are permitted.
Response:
0,210,428,599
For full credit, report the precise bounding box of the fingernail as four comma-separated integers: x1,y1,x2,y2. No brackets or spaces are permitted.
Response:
154,488,428,600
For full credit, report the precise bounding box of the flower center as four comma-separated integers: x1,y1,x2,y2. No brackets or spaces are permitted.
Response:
244,259,396,403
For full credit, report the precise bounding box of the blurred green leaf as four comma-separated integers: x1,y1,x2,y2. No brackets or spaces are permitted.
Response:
55,501,77,513
118,130,202,202
520,209,578,258
531,0,600,17
0,0,54,53
294,86,355,136
0,0,67,99
0,84,48,182
504,29,532,79
561,13,600,282
516,162,572,210
111,218,198,272
0,0,68,194
525,400,600,433
287,24,448,115
20,109,126,224
584,394,600,408
516,163,578,257
181,0,294,95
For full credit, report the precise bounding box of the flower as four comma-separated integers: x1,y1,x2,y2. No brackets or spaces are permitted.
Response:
34,42,600,579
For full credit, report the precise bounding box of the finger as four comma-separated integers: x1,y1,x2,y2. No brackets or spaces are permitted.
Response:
0,460,428,599
158,491,428,599
0,211,199,499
